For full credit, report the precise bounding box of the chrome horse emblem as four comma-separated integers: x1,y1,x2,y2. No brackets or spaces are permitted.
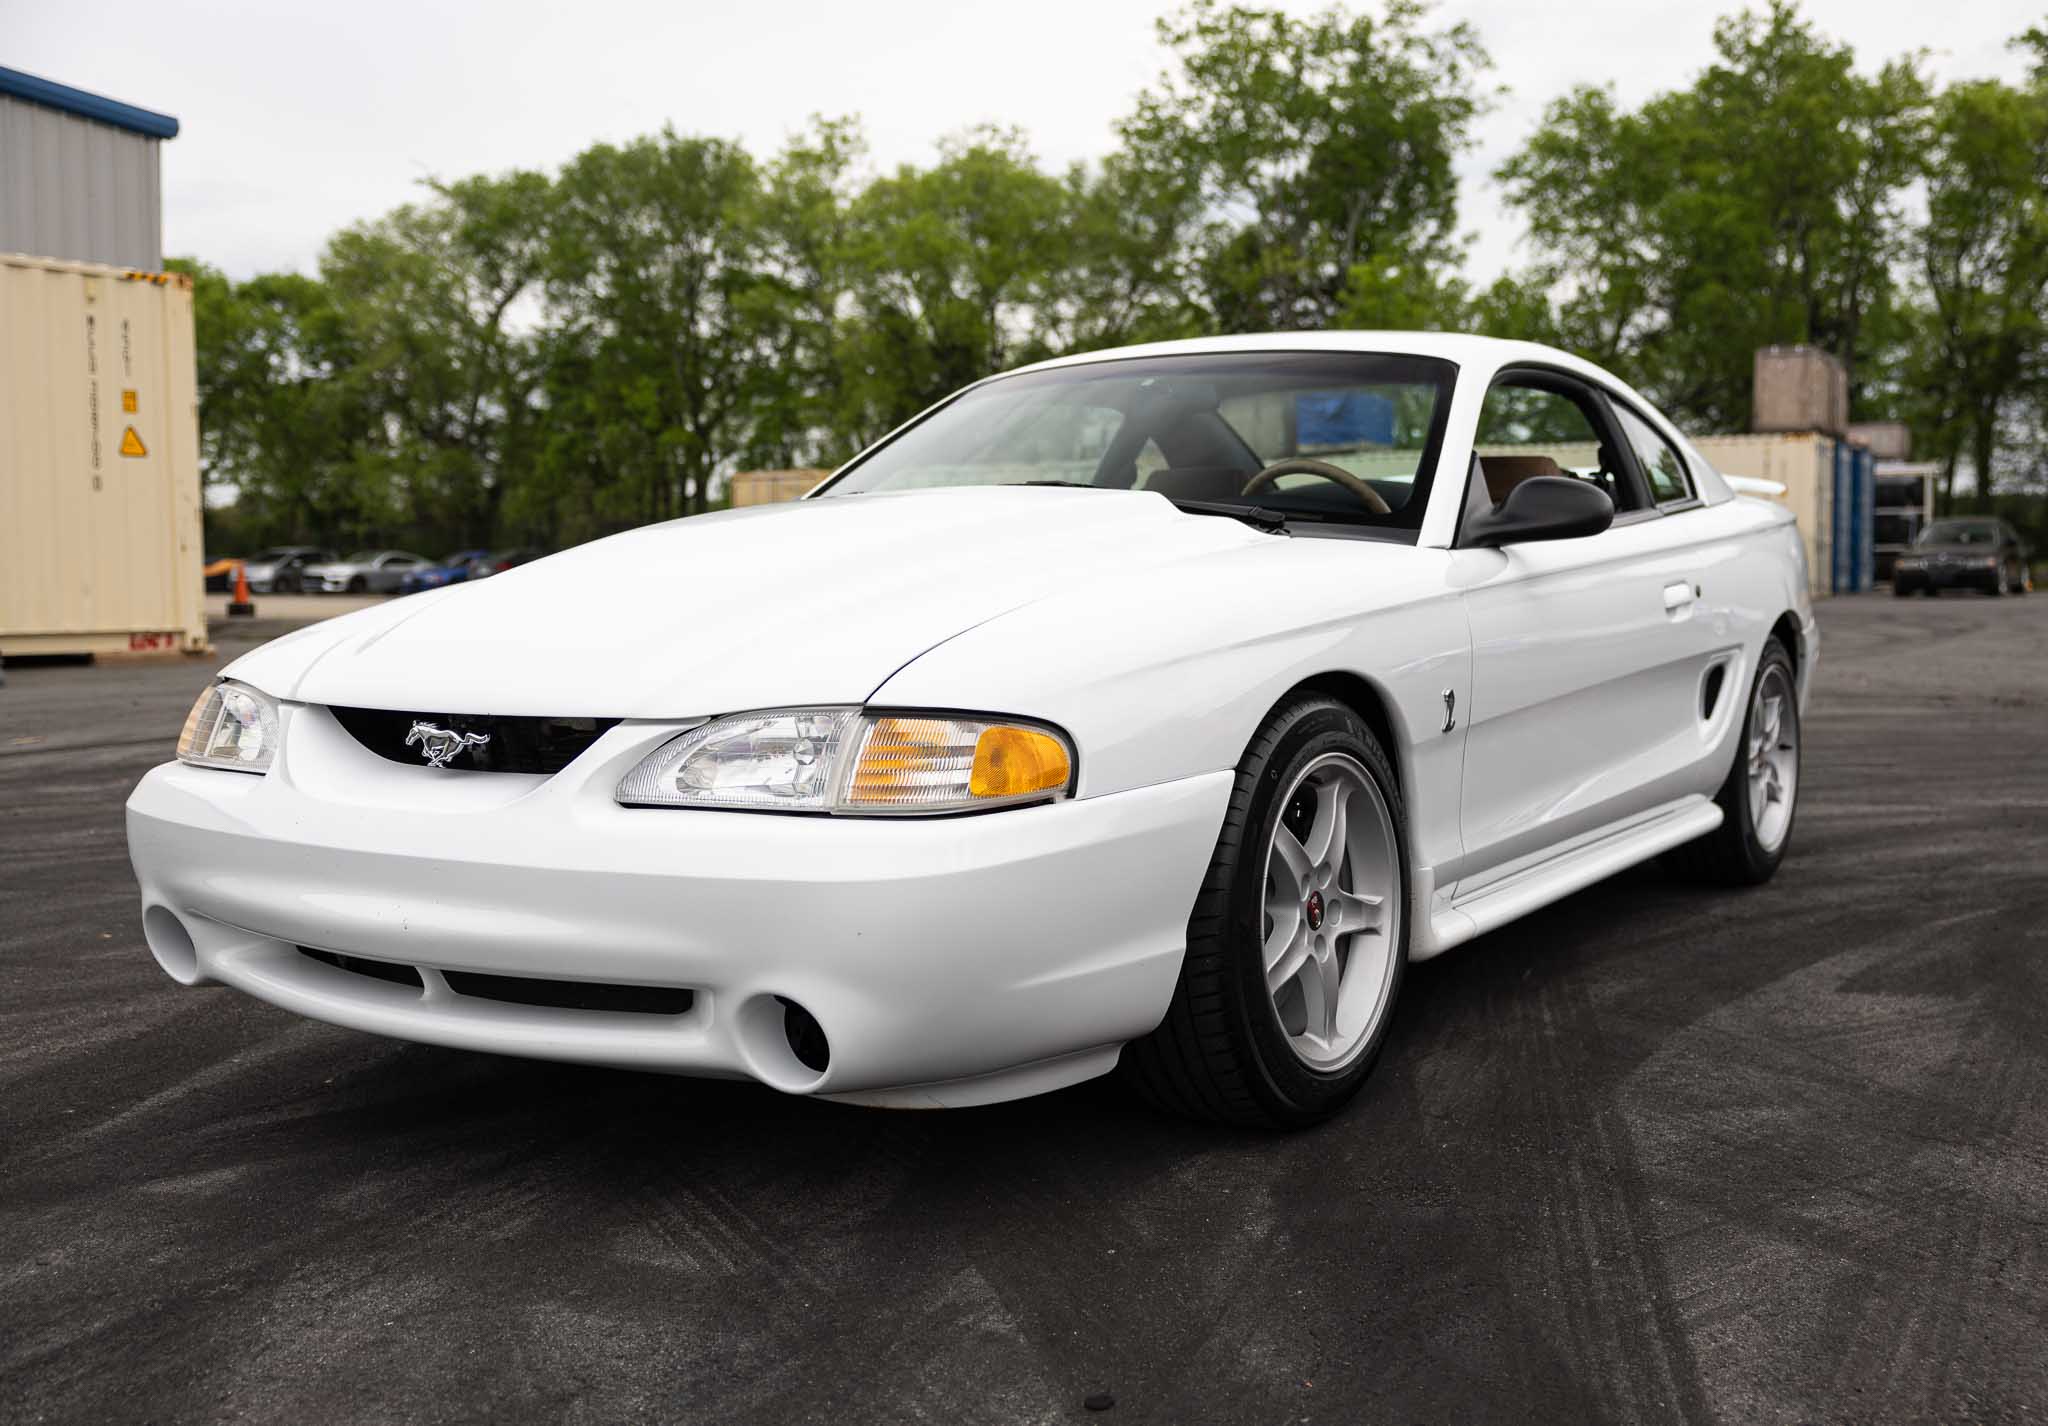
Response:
405,720,491,769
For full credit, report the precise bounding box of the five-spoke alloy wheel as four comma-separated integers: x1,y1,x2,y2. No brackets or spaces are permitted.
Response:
1666,635,1801,885
1261,753,1401,1072
1124,696,1409,1128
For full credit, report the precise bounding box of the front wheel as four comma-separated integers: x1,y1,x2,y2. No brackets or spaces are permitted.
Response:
1122,697,1409,1129
347,576,368,593
1665,638,1800,885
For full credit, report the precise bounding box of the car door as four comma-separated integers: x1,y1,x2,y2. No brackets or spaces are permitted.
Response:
1448,371,1726,890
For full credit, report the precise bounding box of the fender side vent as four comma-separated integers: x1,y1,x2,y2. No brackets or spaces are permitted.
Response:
1701,664,1727,721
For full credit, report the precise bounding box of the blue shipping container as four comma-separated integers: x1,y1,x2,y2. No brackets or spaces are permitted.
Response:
1830,440,1875,593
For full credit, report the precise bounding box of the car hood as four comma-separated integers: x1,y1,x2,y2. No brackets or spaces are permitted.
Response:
1908,543,1997,556
226,487,1270,718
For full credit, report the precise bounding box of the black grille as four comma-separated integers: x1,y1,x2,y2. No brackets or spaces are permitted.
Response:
299,947,425,989
327,705,619,774
295,948,694,1017
442,970,695,1016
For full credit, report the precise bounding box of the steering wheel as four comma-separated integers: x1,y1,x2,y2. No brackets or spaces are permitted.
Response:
1240,458,1391,514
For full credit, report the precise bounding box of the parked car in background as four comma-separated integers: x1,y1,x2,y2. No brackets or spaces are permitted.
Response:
130,333,1816,1128
1892,519,2032,597
303,551,431,594
241,547,336,594
469,548,543,580
399,549,491,595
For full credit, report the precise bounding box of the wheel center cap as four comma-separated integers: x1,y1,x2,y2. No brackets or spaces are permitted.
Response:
1305,889,1325,931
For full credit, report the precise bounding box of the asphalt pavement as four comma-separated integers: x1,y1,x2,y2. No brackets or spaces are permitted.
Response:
2,593,2045,1424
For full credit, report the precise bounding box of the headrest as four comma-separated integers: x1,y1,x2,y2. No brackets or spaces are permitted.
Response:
1478,454,1565,505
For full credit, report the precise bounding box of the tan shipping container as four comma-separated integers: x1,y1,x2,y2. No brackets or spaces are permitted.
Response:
1,252,206,658
729,468,828,508
1753,345,1848,437
1694,432,1833,598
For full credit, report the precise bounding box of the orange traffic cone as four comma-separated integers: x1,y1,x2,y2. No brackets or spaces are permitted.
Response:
228,559,256,618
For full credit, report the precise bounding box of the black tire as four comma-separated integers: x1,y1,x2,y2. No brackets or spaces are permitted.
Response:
1664,637,1799,886
1924,587,1939,597
347,575,368,593
1122,697,1409,1129
1892,583,1910,597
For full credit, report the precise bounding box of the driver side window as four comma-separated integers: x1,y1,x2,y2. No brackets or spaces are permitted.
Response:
1474,380,1640,512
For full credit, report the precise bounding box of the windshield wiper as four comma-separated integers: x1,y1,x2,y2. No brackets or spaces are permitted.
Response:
1016,479,1102,489
1167,499,1290,534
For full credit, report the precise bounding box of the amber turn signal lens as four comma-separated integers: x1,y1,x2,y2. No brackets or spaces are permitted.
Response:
969,726,1071,799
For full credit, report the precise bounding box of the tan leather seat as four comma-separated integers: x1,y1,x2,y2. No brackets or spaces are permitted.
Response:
1478,454,1566,505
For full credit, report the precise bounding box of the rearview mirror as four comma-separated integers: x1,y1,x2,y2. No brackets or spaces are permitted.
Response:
1462,476,1614,547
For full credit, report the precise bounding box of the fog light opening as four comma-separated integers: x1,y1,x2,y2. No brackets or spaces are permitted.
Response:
779,996,831,1074
143,905,200,984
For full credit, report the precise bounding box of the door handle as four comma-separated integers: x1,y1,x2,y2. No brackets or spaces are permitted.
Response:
1663,581,1698,612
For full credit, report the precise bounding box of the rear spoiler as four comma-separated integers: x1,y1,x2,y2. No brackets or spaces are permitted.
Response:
1725,474,1787,499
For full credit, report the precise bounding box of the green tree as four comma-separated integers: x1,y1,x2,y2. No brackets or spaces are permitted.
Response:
319,169,554,550
1498,1,1929,426
539,130,787,529
1120,0,1491,332
835,128,1074,437
170,259,389,545
1902,35,2048,507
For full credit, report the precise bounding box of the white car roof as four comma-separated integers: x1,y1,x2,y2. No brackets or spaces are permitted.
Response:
1009,330,1651,412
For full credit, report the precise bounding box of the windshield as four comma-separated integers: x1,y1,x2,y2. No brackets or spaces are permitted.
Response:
817,352,1456,531
1917,520,1998,547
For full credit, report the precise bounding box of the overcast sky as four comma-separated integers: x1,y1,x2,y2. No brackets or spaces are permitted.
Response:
9,0,2041,284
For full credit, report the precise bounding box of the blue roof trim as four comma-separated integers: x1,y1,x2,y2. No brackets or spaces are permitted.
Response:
0,65,178,139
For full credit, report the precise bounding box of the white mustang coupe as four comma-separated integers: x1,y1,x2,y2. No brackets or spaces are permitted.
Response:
128,334,1814,1127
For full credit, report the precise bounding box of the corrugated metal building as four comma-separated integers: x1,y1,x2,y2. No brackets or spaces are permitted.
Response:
0,65,178,271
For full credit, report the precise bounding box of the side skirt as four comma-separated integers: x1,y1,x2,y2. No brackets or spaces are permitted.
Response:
1409,795,1723,960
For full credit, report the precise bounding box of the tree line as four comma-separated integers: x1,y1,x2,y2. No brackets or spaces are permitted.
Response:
183,0,2048,558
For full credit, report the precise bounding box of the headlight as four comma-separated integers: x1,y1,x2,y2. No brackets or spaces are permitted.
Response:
176,680,280,774
617,708,1074,815
1895,556,1920,569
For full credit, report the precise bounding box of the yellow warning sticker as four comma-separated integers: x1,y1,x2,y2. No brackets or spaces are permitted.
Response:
119,426,148,458
122,389,138,413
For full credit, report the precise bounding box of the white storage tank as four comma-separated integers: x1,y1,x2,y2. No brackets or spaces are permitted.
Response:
0,253,207,657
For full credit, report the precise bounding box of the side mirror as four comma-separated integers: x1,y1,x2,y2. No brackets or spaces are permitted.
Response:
1463,476,1614,548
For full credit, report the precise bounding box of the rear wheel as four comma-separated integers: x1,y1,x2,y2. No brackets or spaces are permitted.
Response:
1122,697,1408,1129
1664,637,1799,885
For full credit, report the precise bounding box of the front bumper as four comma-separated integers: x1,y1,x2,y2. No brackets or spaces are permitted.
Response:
1894,562,1998,592
126,705,1231,1107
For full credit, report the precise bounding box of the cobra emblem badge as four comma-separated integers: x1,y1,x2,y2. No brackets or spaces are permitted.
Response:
405,720,491,769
